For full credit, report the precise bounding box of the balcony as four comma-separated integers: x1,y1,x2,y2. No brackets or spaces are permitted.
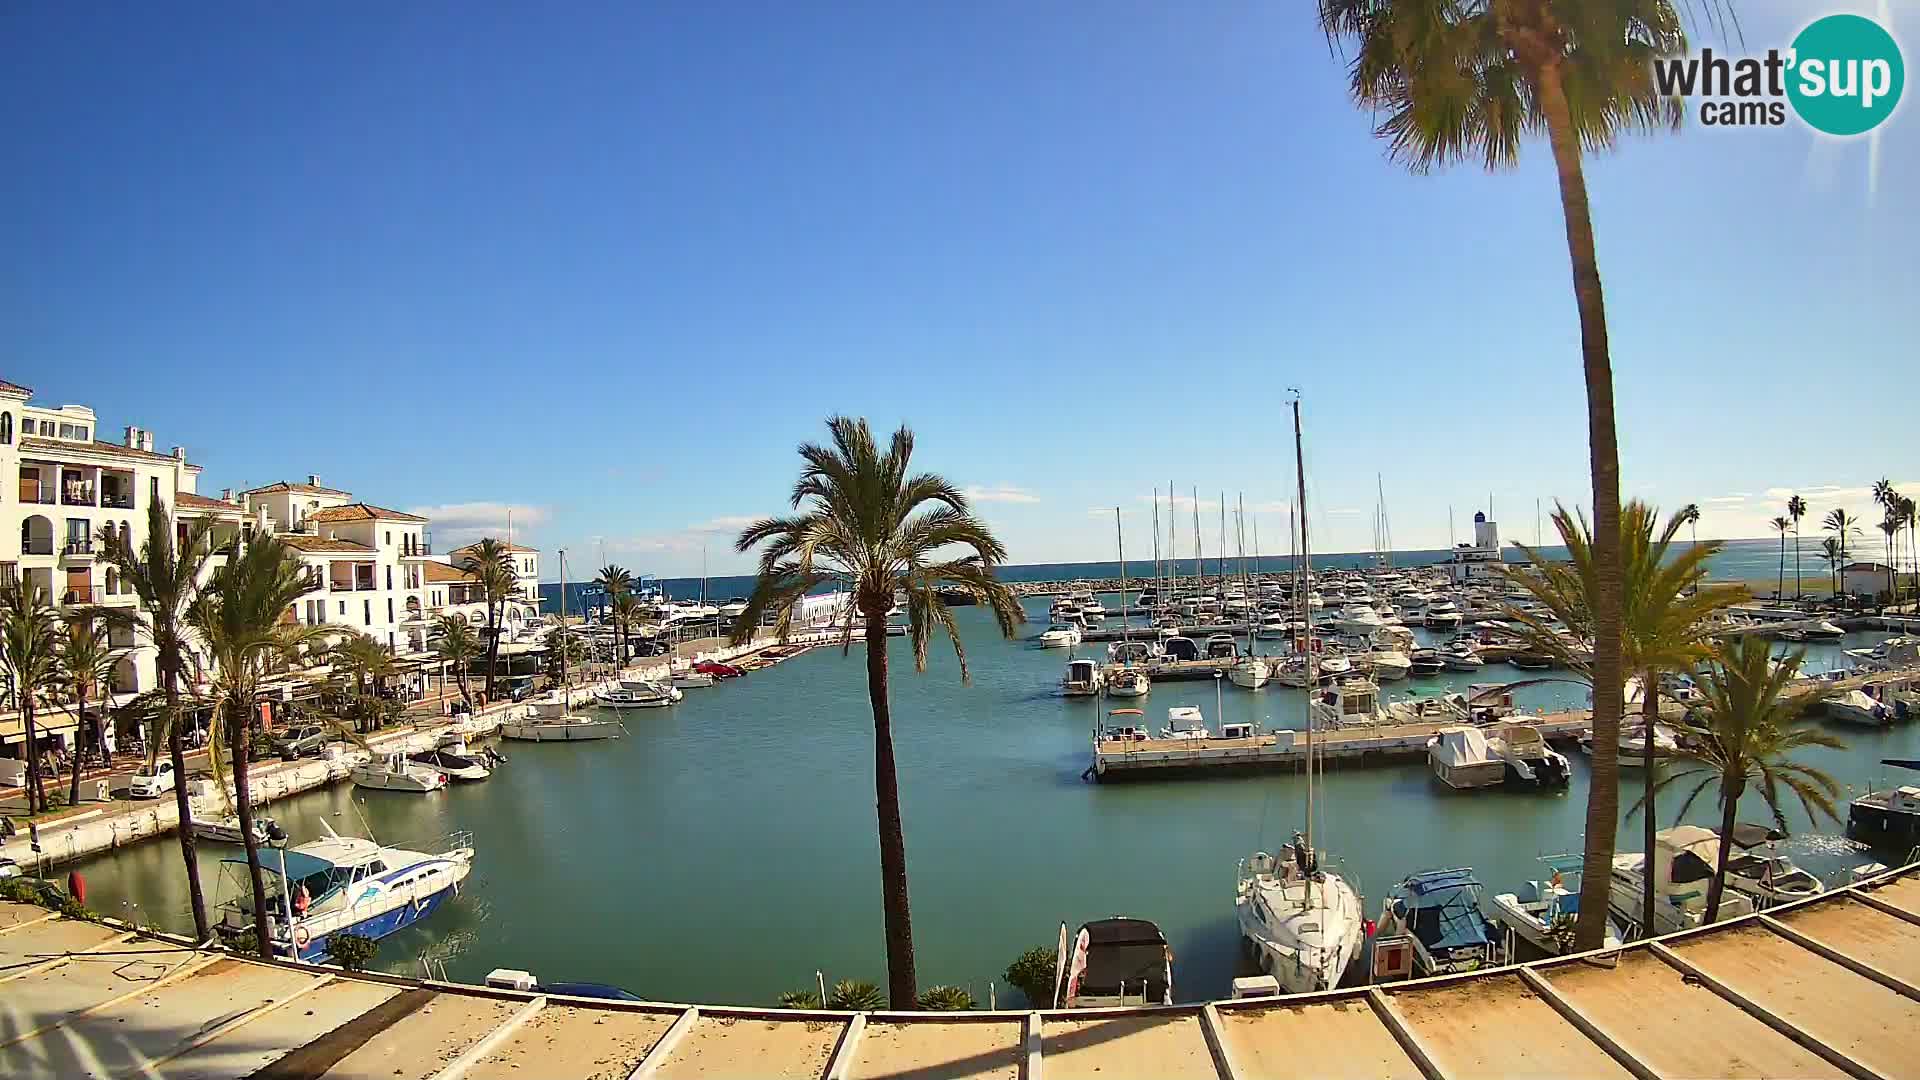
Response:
18,486,54,505
20,539,54,557
402,539,433,557
61,538,95,560
101,491,134,509
62,586,96,605
61,485,96,507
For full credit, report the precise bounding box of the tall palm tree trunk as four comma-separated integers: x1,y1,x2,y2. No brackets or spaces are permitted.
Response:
165,659,211,941
1704,776,1745,922
22,702,43,813
229,698,272,957
484,608,501,701
1793,528,1802,601
1539,64,1627,952
863,602,917,1007
1777,536,1785,601
67,688,89,806
1640,672,1659,937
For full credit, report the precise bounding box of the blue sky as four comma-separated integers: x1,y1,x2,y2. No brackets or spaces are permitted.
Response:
3,2,1913,578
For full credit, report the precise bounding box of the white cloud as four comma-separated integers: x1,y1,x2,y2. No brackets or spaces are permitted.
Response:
687,514,763,534
406,502,549,548
1324,507,1362,516
965,485,1041,505
1704,495,1751,505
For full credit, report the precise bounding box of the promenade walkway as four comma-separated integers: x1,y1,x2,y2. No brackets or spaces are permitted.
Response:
1,861,1917,1078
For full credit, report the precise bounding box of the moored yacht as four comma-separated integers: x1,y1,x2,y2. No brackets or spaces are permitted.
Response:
1062,657,1104,697
596,679,682,709
194,813,286,847
1228,656,1271,689
1609,825,1755,936
409,746,496,781
1427,726,1504,789
1236,838,1366,994
218,822,474,963
1037,623,1083,648
1377,869,1502,976
1490,855,1621,956
1107,667,1151,698
1311,677,1386,729
1160,705,1211,740
351,752,448,793
501,700,624,741
1486,723,1571,787
1060,918,1174,1008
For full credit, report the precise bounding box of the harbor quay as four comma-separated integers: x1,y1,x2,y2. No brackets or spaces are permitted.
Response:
3,860,1920,1078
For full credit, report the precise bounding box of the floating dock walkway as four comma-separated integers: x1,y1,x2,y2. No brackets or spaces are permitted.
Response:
3,861,1920,1078
1090,712,1591,781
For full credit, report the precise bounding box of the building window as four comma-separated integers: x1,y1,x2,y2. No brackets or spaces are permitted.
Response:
385,566,392,590
338,600,346,616
0,412,10,444
363,599,371,625
150,477,159,503
387,598,394,623
385,531,391,545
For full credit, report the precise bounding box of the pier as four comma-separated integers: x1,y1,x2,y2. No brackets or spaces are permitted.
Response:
1091,712,1592,781
4,860,1919,1078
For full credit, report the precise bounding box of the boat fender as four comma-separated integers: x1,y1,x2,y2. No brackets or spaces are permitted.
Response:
293,925,310,949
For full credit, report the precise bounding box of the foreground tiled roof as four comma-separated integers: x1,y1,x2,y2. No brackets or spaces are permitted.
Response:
242,480,353,497
275,534,376,554
423,561,477,583
18,435,199,468
308,502,430,524
0,378,30,396
0,860,1915,1079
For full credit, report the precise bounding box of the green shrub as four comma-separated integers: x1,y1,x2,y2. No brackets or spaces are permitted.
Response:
327,932,379,972
916,985,975,1011
216,925,260,955
1004,946,1057,1008
777,988,822,1009
826,979,885,1010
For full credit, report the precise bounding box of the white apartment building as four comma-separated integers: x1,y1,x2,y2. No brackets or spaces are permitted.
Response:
431,541,542,637
236,479,436,656
0,379,207,759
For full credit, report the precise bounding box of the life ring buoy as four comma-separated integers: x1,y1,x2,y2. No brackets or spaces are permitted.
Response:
293,925,311,950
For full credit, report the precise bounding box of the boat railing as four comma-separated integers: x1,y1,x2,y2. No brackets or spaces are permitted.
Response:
433,829,476,856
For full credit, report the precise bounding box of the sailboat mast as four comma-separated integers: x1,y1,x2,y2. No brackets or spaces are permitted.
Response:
1151,488,1161,593
1115,507,1129,644
1192,487,1202,589
1292,396,1315,856
1218,492,1227,588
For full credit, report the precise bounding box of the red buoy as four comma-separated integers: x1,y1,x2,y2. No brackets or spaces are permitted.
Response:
68,871,86,906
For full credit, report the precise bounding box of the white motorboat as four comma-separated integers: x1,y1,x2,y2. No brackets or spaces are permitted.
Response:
1825,689,1890,726
194,813,286,847
217,822,474,963
1721,830,1825,909
1609,825,1755,936
1160,706,1211,740
501,701,624,741
1385,691,1468,726
1107,640,1154,664
1107,668,1150,698
1311,677,1386,729
1440,641,1486,671
1427,726,1504,789
1227,657,1271,689
351,752,448,793
1486,723,1571,787
1490,855,1622,957
1317,653,1354,678
1255,611,1289,639
669,662,717,689
409,747,494,782
1332,606,1387,634
1846,635,1920,670
1236,840,1366,994
1362,648,1412,681
1062,657,1104,697
1587,722,1682,767
1408,648,1445,677
1378,869,1502,976
1037,623,1083,649
597,678,682,709
1079,596,1107,619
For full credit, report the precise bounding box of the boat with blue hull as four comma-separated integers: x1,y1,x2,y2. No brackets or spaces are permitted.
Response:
217,823,475,963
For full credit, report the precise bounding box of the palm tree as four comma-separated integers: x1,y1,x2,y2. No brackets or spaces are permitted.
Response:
53,610,127,806
593,565,633,664
733,417,1024,1006
97,500,219,941
1787,494,1808,602
460,540,518,702
433,615,480,708
1316,0,1708,949
1769,516,1791,601
1899,494,1918,605
610,592,645,666
189,535,337,957
1879,515,1901,604
1649,637,1840,921
1825,509,1860,600
1870,478,1905,603
1678,503,1700,547
1820,536,1844,595
0,578,61,814
1501,501,1746,941
333,632,397,732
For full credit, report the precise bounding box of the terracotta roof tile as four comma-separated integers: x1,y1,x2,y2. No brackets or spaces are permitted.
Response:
18,435,197,467
174,491,245,514
450,540,539,555
242,480,353,497
423,561,477,583
0,379,30,396
308,503,430,524
275,534,376,554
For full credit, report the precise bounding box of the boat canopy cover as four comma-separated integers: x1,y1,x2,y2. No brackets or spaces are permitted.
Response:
1396,872,1491,950
1431,727,1493,766
1728,823,1788,848
222,849,334,881
1075,919,1172,998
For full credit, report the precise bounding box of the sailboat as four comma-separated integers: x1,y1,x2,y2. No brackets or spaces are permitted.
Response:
1106,506,1151,698
1235,395,1366,994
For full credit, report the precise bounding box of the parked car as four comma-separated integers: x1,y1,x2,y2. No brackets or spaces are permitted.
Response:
503,676,537,702
271,725,332,759
129,761,177,799
0,857,20,879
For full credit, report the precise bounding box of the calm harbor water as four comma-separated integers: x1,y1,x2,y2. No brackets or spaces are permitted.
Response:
74,596,1914,1006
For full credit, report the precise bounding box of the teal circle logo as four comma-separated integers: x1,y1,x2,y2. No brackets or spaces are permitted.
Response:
1787,14,1903,136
